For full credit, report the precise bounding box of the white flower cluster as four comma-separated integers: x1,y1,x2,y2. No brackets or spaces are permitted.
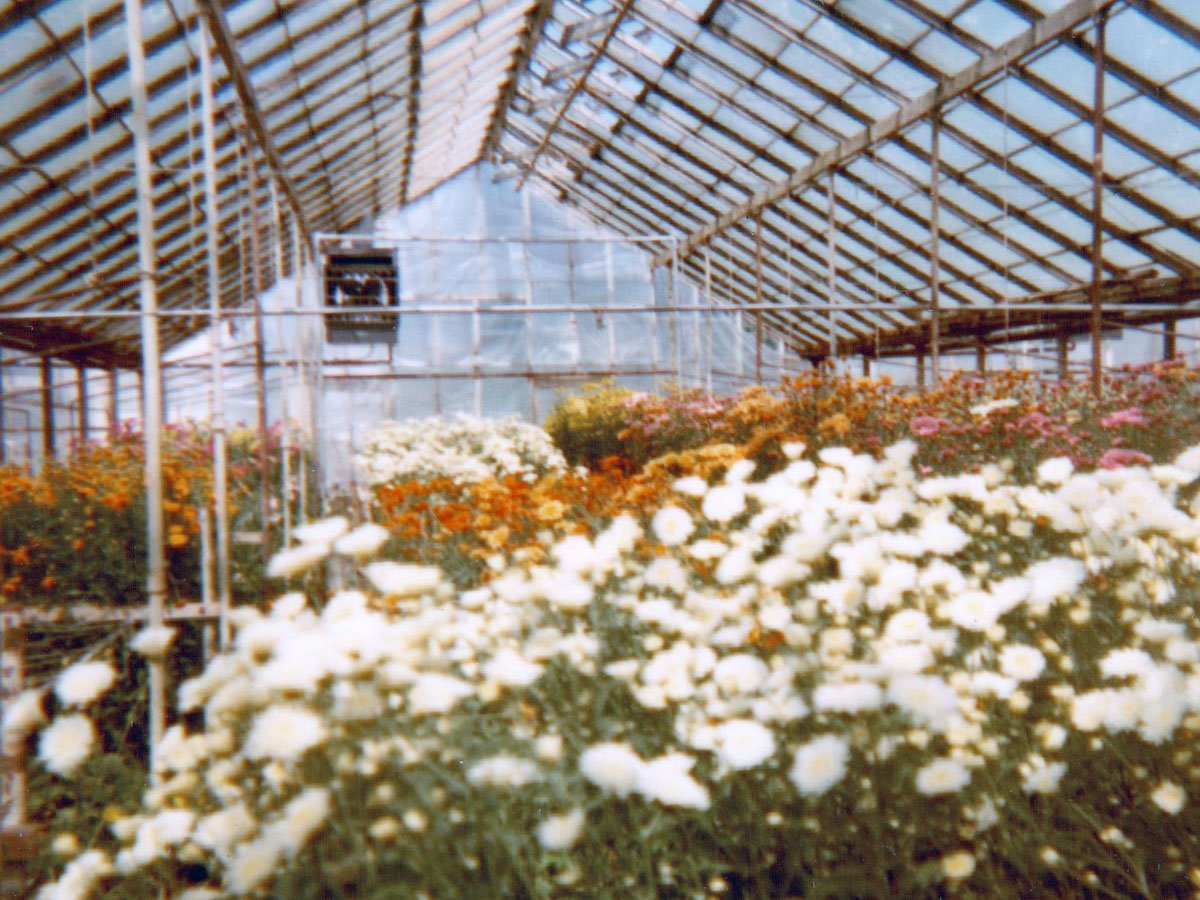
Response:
28,439,1200,898
355,414,567,487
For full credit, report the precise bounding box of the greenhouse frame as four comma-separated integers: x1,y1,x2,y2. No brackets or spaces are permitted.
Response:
4,0,1200,896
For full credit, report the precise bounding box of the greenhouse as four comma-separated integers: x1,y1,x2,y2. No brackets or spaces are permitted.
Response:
3,0,1200,897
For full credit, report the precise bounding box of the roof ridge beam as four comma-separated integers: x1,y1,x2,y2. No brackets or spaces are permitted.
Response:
652,0,1119,266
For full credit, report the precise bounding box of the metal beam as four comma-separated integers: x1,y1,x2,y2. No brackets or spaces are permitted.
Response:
484,0,557,157
652,0,1119,266
194,0,311,245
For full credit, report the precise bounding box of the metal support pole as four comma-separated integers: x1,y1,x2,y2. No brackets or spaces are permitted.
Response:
1164,319,1177,360
930,112,942,386
1057,334,1070,380
124,0,166,767
40,358,54,463
604,242,617,370
976,342,987,375
1090,10,1108,397
671,240,681,389
704,244,713,393
107,369,119,438
241,129,272,561
863,355,871,378
199,20,232,647
521,192,536,420
754,214,764,385
290,217,309,525
269,182,291,545
0,348,6,464
76,363,89,445
916,350,926,391
827,172,838,365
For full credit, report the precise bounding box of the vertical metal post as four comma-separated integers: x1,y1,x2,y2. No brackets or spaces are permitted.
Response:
604,242,617,371
40,358,54,463
703,244,713,393
1057,335,1070,380
930,111,942,386
0,349,6,465
863,355,871,378
241,130,272,560
735,310,745,386
521,192,536,419
976,341,987,375
692,283,702,388
290,217,309,525
916,350,926,391
1090,10,1108,398
76,363,89,445
269,182,291,544
827,171,838,366
1164,320,1177,361
754,214,763,385
670,240,681,389
107,369,119,438
199,21,232,646
123,0,166,766
473,294,483,417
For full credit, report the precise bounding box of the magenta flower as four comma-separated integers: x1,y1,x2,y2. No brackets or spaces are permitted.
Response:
1099,407,1147,429
1097,448,1152,469
909,415,945,437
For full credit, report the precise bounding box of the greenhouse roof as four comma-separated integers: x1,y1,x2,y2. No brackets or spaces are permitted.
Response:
2,0,1199,367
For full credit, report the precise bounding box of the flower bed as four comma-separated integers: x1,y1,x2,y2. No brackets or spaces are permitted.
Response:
15,433,1200,899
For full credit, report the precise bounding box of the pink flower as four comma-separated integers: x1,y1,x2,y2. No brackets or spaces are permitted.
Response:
909,415,945,437
1099,407,1146,429
1097,448,1152,470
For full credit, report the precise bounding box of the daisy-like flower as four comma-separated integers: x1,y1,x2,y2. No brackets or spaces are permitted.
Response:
1020,758,1068,794
652,506,695,546
940,850,976,880
701,485,746,523
712,719,776,770
266,542,330,578
789,734,850,797
362,561,442,598
1036,457,1073,485
38,714,96,777
998,644,1046,682
292,516,349,546
1150,780,1187,814
243,705,327,763
638,754,711,809
579,742,645,796
2,689,46,749
915,758,971,795
466,755,542,788
54,661,117,708
332,523,390,558
944,590,1003,632
408,674,476,715
537,808,586,850
128,625,177,660
484,649,544,687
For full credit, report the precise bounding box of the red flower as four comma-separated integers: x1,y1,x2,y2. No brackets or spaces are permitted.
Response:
1097,448,1152,469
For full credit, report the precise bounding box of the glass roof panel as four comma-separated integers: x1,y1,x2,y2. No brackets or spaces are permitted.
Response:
712,5,788,57
1105,7,1200,84
1051,124,1154,180
1136,174,1200,218
806,16,892,72
777,43,855,94
837,0,929,46
986,77,1079,133
1024,46,1138,108
911,30,980,76
954,1,1030,49
1106,96,1200,158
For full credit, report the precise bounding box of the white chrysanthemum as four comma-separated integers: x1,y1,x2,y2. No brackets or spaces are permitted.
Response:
579,742,645,796
408,674,475,715
1036,457,1073,485
878,643,934,674
712,719,776,770
484,649,544,687
55,661,117,708
243,705,327,763
226,838,283,894
266,542,330,578
1022,763,1070,796
701,485,746,523
944,590,1003,632
789,734,850,797
969,398,1018,417
535,733,564,762
917,520,970,556
292,516,349,546
332,523,390,558
638,754,711,809
1150,780,1187,814
1069,690,1108,732
998,644,1046,682
467,755,542,788
266,787,331,856
673,475,709,497
36,850,112,900
812,681,884,714
884,609,932,644
645,557,689,595
51,832,81,857
915,758,971,795
194,804,257,857
1024,558,1087,606
1098,648,1156,680
537,808,586,850
712,654,769,695
38,714,96,777
940,850,976,880
887,675,960,730
362,561,442,598
653,506,695,546
129,625,177,660
2,688,46,749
